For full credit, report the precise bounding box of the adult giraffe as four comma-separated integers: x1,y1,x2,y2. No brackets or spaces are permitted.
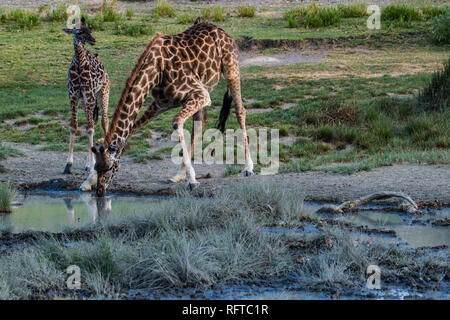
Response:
92,21,254,196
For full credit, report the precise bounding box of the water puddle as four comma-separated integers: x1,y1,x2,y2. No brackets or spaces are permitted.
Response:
1,191,449,250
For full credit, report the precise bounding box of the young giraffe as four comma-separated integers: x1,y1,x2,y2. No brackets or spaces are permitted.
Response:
91,21,254,197
62,17,110,191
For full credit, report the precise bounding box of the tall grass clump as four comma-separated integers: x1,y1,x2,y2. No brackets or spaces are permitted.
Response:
46,4,68,22
125,9,134,20
177,13,196,25
285,4,342,28
337,3,367,18
237,5,256,18
102,0,122,22
420,4,448,19
430,13,450,44
114,20,153,36
153,0,176,18
381,4,421,25
201,7,211,20
0,183,15,213
418,58,450,111
85,14,106,31
6,9,40,31
213,6,226,22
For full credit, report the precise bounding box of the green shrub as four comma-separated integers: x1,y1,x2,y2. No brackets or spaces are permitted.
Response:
125,9,135,20
213,6,226,22
153,0,176,18
237,5,256,18
430,13,450,44
115,20,153,36
0,183,15,213
337,3,367,18
201,8,211,20
381,4,421,24
418,58,450,110
177,13,195,24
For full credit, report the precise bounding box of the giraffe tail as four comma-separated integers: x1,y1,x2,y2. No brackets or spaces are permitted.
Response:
217,88,233,133
93,100,99,124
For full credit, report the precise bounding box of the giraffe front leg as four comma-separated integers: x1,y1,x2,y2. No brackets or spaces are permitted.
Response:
172,89,211,190
64,95,79,174
170,108,206,183
80,93,98,192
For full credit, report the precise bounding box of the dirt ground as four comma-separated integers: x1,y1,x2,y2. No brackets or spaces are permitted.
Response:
1,142,449,204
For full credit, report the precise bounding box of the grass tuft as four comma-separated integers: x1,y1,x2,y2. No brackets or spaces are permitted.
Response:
213,6,226,22
0,183,15,213
418,58,450,110
152,0,176,18
237,5,256,18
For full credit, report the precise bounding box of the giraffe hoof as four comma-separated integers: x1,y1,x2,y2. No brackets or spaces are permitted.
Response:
188,182,200,191
63,163,72,174
243,171,255,177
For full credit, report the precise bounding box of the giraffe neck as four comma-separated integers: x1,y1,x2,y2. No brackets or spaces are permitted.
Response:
105,34,164,148
74,42,88,70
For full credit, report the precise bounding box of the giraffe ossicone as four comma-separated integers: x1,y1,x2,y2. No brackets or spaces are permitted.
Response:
93,20,254,197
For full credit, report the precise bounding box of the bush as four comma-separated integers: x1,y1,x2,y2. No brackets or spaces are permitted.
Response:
153,0,175,18
237,5,256,18
381,4,421,23
177,13,195,24
201,8,211,20
418,58,450,111
337,3,367,18
115,20,153,36
430,13,450,44
213,6,226,22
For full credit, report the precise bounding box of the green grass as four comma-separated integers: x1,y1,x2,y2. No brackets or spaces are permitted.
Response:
0,183,15,213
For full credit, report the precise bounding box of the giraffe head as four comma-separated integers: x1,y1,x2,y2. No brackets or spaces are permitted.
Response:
63,17,96,46
91,142,122,197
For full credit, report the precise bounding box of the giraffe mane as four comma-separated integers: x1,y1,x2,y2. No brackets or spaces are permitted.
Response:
105,32,164,144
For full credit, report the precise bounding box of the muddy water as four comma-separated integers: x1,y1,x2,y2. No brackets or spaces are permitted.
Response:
2,191,449,249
